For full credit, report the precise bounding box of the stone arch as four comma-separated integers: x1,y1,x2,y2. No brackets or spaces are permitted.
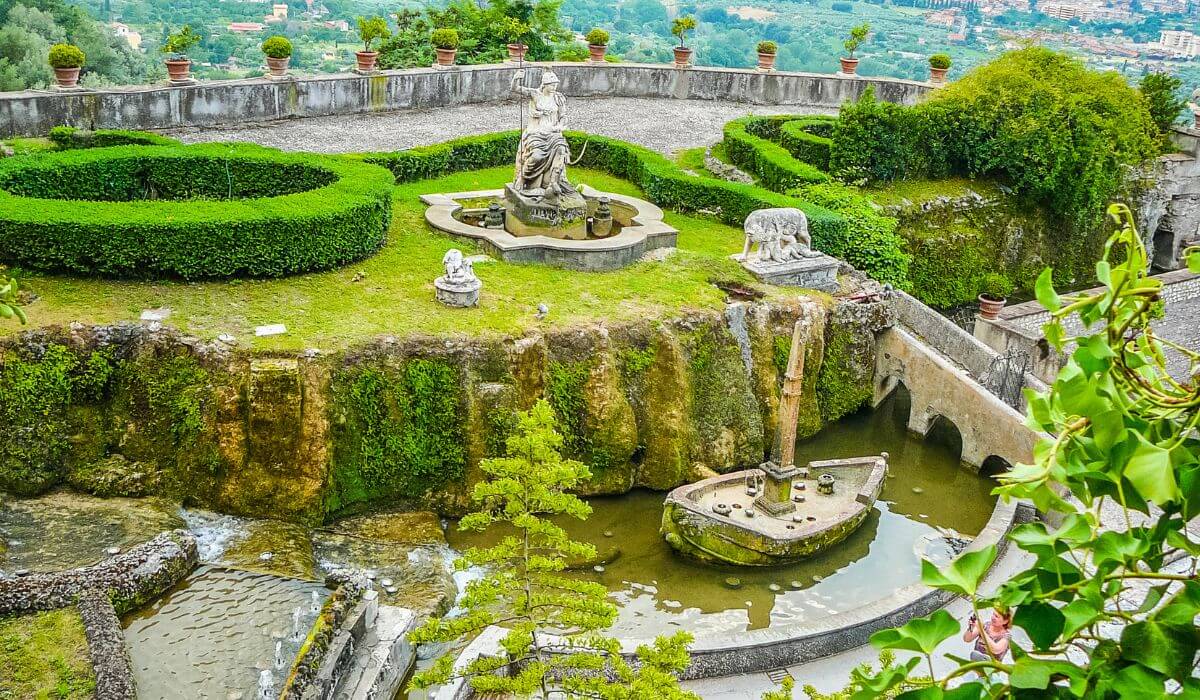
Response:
924,414,964,464
980,455,1013,480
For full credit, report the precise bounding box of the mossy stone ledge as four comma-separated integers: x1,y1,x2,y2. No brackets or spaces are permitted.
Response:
0,299,891,521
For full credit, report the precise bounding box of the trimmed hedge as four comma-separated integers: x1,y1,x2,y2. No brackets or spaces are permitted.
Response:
360,130,845,239
0,143,394,279
779,119,834,171
48,126,180,150
723,117,830,192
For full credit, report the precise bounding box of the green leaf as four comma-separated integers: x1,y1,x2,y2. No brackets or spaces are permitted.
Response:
1014,600,1065,650
1120,619,1200,679
1011,657,1085,691
921,545,997,596
1187,249,1200,274
1035,267,1061,312
870,609,959,654
1123,437,1182,504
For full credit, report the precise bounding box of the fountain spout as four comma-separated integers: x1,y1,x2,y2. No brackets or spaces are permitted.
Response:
754,319,807,516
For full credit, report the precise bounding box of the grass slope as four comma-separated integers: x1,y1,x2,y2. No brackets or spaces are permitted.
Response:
0,608,95,700
10,166,805,350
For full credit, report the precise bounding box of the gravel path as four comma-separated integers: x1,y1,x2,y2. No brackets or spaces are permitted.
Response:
168,97,835,155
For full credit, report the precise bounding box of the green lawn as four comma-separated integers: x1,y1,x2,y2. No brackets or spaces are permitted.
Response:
10,166,807,351
0,609,95,700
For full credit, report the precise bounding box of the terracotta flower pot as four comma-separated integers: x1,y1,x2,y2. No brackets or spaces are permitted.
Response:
506,43,527,62
54,67,81,88
355,50,378,72
757,52,776,71
929,66,948,83
673,46,693,68
839,56,859,75
266,56,290,77
588,44,607,62
435,47,457,66
165,58,192,82
978,294,1007,321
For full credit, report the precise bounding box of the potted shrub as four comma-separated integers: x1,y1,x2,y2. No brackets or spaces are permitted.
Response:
929,53,951,83
978,273,1014,320
431,27,459,66
840,22,869,75
355,16,389,73
671,16,697,68
47,43,85,88
261,35,292,77
586,28,609,63
502,17,530,62
162,25,201,83
756,40,777,71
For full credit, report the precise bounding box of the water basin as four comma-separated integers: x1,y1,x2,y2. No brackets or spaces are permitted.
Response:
122,566,328,700
446,396,997,638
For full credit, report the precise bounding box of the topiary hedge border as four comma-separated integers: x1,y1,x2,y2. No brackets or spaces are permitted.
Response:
0,143,395,279
779,118,835,172
360,130,853,265
723,117,830,192
48,125,181,150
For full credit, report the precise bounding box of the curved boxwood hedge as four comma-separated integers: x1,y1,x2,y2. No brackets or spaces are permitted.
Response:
0,143,394,279
48,125,181,150
361,131,857,271
723,117,830,192
779,119,834,172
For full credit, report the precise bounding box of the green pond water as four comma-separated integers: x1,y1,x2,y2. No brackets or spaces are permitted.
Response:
446,395,998,637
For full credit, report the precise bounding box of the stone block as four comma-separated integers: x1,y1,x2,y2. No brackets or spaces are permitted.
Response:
504,184,587,240
734,253,840,291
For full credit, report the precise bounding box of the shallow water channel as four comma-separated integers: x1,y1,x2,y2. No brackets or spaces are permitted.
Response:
447,396,998,638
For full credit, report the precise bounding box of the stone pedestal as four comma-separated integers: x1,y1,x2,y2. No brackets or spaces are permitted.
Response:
753,460,798,516
734,253,840,291
504,184,588,240
434,277,481,307
167,78,198,87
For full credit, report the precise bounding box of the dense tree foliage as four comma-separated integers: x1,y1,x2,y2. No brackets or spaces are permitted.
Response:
0,0,145,89
831,48,1161,230
377,0,569,70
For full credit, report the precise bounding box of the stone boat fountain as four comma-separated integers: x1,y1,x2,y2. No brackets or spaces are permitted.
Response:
421,69,677,271
661,320,888,566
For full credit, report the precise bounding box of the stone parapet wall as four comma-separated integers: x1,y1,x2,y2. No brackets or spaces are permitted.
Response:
77,589,136,700
0,63,931,138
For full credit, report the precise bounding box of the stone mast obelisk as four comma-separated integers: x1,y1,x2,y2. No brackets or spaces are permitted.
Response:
754,320,806,515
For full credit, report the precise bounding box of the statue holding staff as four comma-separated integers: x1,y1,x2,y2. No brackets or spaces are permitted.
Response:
510,70,573,199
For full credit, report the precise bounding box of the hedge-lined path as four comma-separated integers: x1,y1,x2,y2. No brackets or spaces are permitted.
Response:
167,97,836,155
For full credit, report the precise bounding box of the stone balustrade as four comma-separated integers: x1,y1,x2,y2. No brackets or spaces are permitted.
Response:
0,62,933,138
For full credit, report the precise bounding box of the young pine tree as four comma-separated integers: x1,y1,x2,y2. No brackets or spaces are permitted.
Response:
409,399,697,699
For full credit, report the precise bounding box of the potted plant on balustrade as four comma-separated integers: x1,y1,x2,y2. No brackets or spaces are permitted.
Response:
671,16,697,68
502,17,531,62
928,53,951,83
355,16,390,73
162,25,201,84
586,28,609,62
47,43,85,88
840,22,869,75
977,272,1015,320
431,28,459,66
757,40,777,71
261,35,292,78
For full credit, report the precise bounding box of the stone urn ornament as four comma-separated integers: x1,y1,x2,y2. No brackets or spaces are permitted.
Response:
435,249,482,307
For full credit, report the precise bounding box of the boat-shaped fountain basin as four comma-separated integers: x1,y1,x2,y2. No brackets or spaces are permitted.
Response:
661,456,888,567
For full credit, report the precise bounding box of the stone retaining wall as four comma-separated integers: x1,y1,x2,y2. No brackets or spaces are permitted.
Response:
0,529,197,615
280,570,369,700
77,589,136,700
0,63,932,138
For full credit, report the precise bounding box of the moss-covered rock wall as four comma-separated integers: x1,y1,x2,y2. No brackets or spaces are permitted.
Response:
0,297,889,522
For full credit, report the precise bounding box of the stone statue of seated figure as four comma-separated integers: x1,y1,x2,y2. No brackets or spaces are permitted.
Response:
442,249,477,286
435,249,482,307
742,208,822,264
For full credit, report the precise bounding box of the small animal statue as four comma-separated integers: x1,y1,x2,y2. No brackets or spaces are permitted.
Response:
442,249,476,284
742,208,816,263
